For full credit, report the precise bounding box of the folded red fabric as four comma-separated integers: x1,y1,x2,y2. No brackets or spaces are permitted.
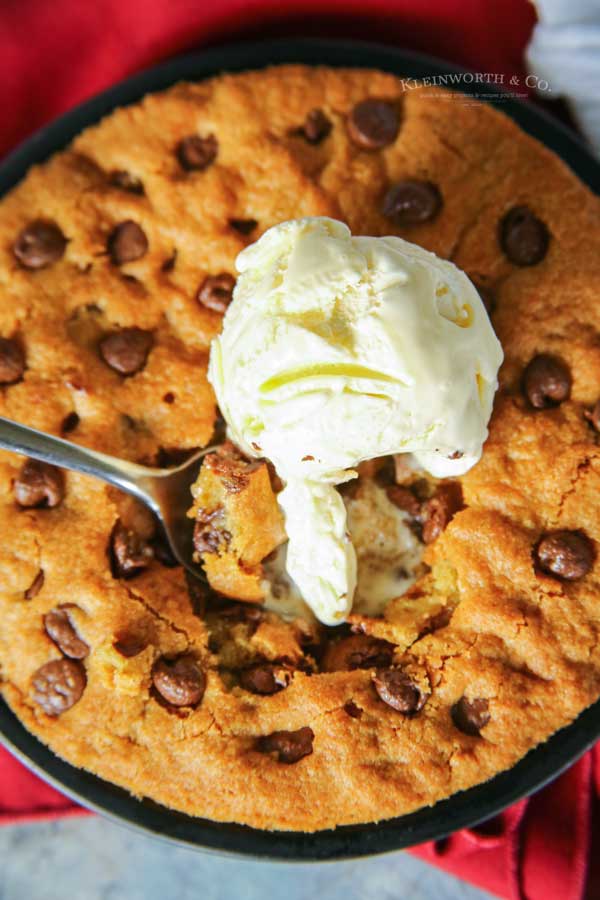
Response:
3,1,596,898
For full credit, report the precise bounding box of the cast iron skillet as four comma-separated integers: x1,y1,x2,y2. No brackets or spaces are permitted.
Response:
1,39,599,862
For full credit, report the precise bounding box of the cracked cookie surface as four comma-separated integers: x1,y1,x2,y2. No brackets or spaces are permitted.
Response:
0,65,600,832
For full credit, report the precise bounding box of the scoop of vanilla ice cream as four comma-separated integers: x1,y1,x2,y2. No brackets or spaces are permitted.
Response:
208,217,503,624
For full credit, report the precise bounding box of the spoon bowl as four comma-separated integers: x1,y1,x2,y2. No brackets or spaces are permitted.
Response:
0,415,212,580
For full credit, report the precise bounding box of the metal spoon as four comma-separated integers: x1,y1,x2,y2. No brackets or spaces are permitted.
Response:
0,415,212,581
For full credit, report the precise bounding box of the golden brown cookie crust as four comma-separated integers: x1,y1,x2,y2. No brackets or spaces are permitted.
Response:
0,65,600,832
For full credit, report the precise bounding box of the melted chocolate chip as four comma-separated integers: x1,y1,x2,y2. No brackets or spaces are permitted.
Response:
60,411,80,434
0,338,25,385
13,221,67,270
382,180,442,226
31,658,86,716
535,530,594,580
257,726,314,763
152,655,206,707
107,221,148,265
161,252,177,273
297,108,332,144
14,460,64,509
451,696,490,736
203,446,261,493
419,605,454,637
24,569,44,601
386,484,421,517
193,506,231,555
99,328,153,376
584,401,600,432
347,99,400,150
176,135,218,172
44,606,89,659
229,218,258,236
239,664,291,695
343,699,363,719
522,354,571,409
109,170,144,195
422,481,464,544
109,519,154,579
113,635,147,658
373,456,396,487
197,273,236,313
322,634,395,672
373,668,427,714
500,206,549,266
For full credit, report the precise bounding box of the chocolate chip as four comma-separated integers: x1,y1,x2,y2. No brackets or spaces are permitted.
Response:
44,606,89,659
322,634,395,672
109,170,144,195
0,338,25,385
24,569,44,601
373,668,428,714
239,664,290,695
386,484,421,517
14,460,64,508
152,655,205,707
61,412,80,434
109,519,154,579
176,135,218,172
422,481,463,544
500,206,549,266
107,221,148,265
347,99,400,150
585,401,600,432
99,327,153,375
297,108,332,144
257,726,314,763
197,273,236,313
113,635,147,658
535,530,594,580
229,218,257,236
31,659,86,716
451,696,490,736
382,180,442,226
522,354,571,409
343,699,363,719
13,221,67,270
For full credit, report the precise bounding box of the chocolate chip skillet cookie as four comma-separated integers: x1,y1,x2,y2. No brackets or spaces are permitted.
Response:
0,65,599,832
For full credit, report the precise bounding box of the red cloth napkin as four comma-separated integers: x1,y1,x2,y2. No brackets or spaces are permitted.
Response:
2,1,597,898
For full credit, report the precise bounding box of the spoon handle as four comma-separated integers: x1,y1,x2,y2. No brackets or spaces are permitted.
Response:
0,415,158,507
